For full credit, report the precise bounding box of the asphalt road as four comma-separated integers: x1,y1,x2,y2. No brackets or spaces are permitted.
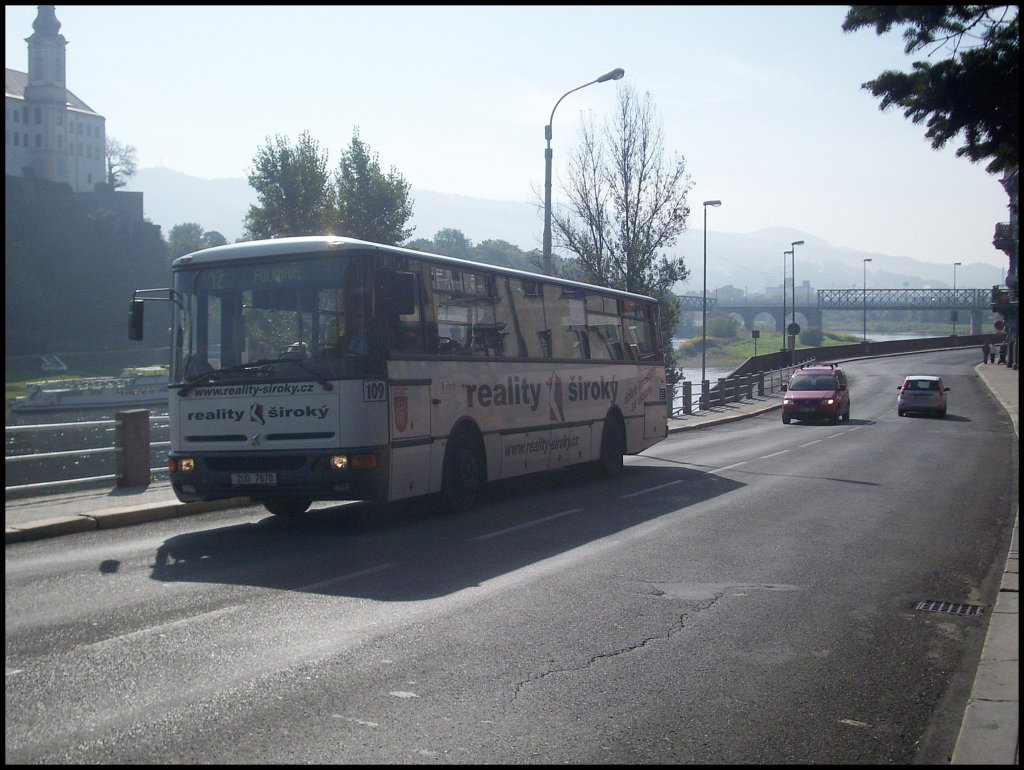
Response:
5,350,1017,763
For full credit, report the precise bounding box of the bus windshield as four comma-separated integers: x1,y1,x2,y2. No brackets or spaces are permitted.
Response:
172,254,379,385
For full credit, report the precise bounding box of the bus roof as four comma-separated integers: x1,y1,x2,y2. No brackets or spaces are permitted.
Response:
172,236,658,303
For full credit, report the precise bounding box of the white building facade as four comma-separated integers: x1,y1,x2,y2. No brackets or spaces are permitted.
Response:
5,5,105,193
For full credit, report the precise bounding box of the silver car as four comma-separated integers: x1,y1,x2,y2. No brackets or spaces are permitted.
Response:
897,375,949,417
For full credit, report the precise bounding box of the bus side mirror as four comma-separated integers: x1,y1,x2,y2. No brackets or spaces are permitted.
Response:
129,299,145,340
381,271,417,316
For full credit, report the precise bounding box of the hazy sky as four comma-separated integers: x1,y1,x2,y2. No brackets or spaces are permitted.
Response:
5,5,1013,268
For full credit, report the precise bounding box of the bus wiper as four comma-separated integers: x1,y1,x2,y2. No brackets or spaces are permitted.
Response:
177,358,333,397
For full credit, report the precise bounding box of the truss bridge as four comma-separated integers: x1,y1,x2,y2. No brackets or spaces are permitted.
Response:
680,288,991,334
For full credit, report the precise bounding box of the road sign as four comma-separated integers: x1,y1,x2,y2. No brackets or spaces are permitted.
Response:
787,322,800,336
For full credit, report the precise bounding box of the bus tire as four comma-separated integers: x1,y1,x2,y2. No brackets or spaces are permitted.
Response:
441,426,485,513
263,496,312,518
596,413,625,478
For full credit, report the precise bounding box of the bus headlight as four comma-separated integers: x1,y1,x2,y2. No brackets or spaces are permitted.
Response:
170,457,195,472
331,454,377,470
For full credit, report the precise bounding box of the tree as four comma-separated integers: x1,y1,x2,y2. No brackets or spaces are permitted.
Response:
552,82,694,380
167,224,228,259
842,5,1019,174
104,138,138,189
244,130,330,239
325,129,414,244
167,222,204,259
706,314,740,339
431,228,474,259
201,230,228,249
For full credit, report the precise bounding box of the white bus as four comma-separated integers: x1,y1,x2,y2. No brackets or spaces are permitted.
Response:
130,236,669,517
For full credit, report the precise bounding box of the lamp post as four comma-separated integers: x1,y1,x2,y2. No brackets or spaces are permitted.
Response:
952,261,962,336
862,258,872,344
543,67,625,276
782,250,792,354
790,241,804,359
701,200,722,385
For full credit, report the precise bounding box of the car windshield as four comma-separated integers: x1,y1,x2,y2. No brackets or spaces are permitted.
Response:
790,375,836,391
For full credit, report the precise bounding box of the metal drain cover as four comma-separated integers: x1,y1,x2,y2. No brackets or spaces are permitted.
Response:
914,600,985,616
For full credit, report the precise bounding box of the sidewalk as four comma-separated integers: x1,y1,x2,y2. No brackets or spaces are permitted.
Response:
5,364,1018,763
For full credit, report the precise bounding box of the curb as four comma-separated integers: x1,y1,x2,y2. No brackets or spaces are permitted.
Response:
5,497,250,544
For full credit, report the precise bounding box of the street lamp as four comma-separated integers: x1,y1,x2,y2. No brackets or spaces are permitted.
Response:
543,67,625,276
782,250,792,354
701,200,722,385
952,261,962,336
790,240,804,358
862,258,872,344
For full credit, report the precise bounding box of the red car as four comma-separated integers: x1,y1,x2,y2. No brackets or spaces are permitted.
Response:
781,364,851,424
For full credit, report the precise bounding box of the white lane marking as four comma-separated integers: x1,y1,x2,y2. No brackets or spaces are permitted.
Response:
759,449,790,458
473,509,585,540
798,440,822,448
717,461,748,471
619,480,685,499
332,715,379,727
296,563,396,592
83,605,242,652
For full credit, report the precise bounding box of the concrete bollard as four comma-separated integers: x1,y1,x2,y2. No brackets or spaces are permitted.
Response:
116,409,151,487
683,381,693,415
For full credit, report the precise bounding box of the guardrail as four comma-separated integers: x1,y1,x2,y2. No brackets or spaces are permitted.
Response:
671,362,804,418
5,411,170,496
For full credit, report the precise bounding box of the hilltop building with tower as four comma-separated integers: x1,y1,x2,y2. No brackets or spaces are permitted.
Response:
5,5,141,218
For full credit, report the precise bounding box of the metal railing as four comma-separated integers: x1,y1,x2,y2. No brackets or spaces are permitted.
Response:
671,362,804,418
5,413,170,496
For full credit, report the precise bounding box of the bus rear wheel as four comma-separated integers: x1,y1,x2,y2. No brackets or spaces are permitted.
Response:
595,413,625,478
263,496,312,518
441,427,485,512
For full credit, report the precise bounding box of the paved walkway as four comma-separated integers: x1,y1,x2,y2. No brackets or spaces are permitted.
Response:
5,363,1018,763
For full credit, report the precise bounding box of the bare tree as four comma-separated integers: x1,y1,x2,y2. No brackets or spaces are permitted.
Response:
552,83,693,380
553,83,692,296
104,137,137,189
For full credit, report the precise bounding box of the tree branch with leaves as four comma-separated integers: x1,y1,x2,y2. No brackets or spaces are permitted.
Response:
843,5,1019,174
243,130,330,240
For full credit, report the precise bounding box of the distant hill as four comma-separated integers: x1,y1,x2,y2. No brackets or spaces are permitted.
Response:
125,167,1003,294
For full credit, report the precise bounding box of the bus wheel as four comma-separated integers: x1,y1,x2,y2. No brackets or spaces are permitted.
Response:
263,496,312,518
596,413,625,478
442,427,485,512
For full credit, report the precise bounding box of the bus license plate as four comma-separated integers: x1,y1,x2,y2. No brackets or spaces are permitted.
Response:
231,472,276,486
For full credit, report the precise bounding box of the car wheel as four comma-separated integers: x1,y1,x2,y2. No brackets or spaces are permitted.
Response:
782,415,791,425
841,406,850,422
939,408,947,418
898,409,905,417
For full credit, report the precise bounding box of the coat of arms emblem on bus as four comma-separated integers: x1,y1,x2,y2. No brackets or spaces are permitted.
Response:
393,395,409,433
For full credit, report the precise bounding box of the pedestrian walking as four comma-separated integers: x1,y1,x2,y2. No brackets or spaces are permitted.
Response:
982,342,991,364
998,342,1007,364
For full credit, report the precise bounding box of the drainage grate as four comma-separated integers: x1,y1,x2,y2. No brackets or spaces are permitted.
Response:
914,600,985,616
